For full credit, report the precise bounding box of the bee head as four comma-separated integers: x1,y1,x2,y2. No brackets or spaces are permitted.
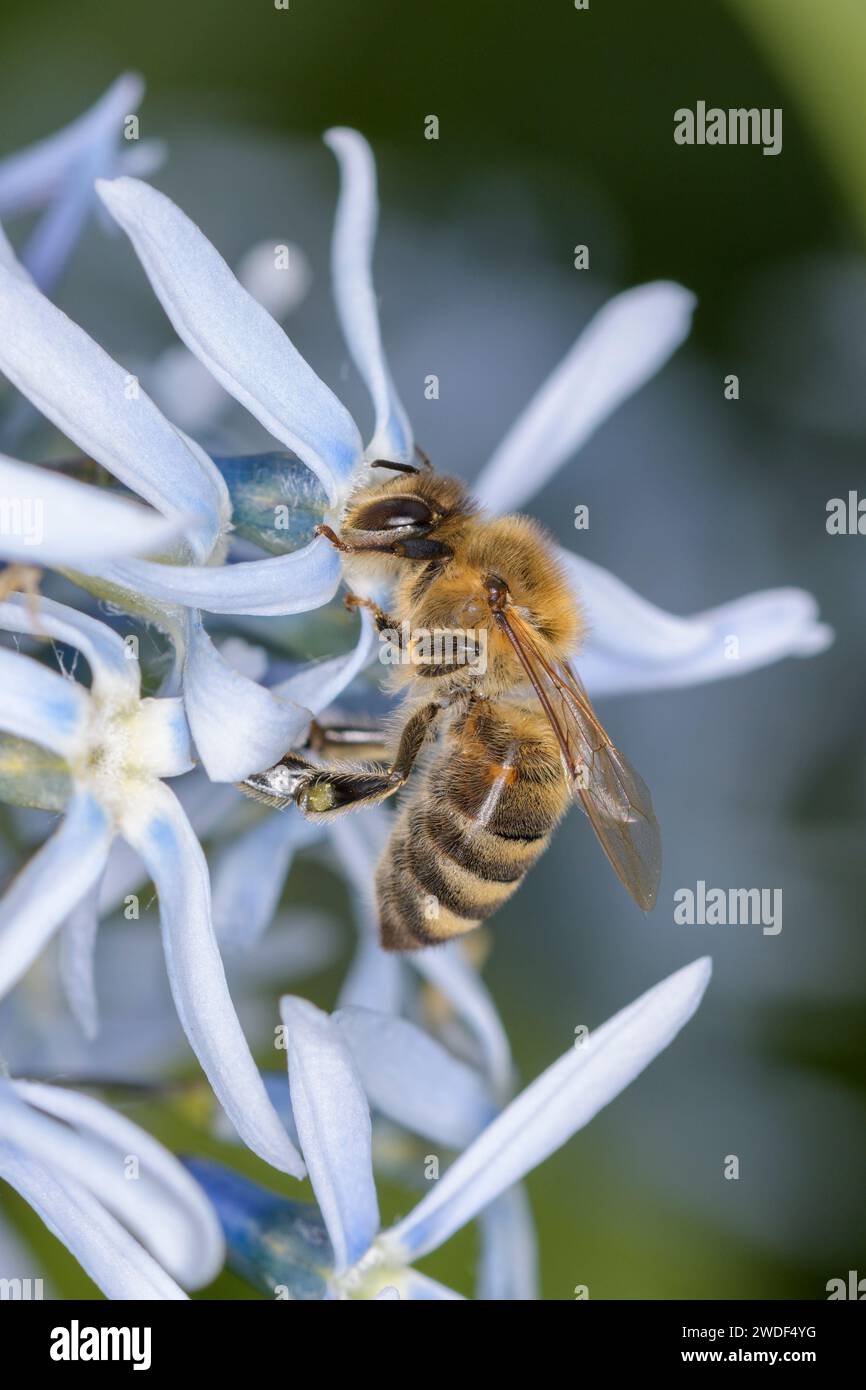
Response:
339,465,476,559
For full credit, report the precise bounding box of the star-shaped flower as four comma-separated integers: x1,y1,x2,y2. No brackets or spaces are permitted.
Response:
0,126,830,791
0,593,301,1175
190,956,711,1299
0,72,161,300
0,225,370,783
0,1074,222,1299
97,126,831,705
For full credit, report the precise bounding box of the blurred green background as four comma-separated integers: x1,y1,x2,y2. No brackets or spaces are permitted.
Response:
1,0,864,1300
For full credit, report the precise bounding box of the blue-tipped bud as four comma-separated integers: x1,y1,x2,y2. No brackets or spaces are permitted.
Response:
212,453,329,555
185,1158,333,1300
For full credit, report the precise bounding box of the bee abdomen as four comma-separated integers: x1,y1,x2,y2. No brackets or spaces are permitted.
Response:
422,802,541,883
376,804,525,951
376,708,569,951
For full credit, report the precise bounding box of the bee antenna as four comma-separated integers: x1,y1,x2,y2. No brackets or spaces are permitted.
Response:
369,458,420,475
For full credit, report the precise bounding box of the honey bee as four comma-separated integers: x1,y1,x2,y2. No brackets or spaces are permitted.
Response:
242,455,661,950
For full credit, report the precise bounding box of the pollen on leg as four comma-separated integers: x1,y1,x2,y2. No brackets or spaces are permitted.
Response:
298,781,338,814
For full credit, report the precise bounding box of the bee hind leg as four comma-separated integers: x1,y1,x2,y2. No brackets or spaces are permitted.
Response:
240,701,442,817
299,700,442,817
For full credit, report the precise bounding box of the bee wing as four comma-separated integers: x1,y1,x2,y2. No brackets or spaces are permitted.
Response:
495,608,661,911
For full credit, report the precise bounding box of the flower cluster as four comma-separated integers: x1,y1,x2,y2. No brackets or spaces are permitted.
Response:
0,81,830,1298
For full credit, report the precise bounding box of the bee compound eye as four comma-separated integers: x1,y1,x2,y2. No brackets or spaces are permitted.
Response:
354,496,434,531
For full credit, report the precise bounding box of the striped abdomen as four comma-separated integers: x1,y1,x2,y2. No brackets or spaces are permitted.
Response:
376,700,570,950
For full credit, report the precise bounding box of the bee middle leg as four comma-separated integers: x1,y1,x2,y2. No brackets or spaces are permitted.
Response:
306,716,390,762
241,700,443,816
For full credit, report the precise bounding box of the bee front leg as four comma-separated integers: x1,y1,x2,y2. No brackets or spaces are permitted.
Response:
316,524,452,562
240,701,442,817
343,590,398,636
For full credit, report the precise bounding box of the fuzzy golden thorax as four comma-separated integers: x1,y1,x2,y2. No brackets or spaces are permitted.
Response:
393,513,583,698
333,466,581,696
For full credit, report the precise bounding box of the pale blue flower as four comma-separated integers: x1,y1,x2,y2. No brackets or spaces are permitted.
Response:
0,82,186,567
333,1001,532,1298
0,124,830,789
0,594,302,1176
0,1075,223,1299
0,228,369,782
0,222,374,781
84,124,830,1018
191,795,519,1258
0,72,161,297
146,240,312,438
97,126,831,700
191,957,711,1299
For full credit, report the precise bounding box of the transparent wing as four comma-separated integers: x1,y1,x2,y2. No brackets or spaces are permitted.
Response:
495,607,661,910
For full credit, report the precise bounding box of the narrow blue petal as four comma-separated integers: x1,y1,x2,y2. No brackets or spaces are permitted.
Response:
0,263,228,560
0,647,89,757
475,281,695,514
6,1079,224,1288
0,74,143,217
0,1139,187,1300
21,132,111,295
213,812,322,952
335,1006,495,1148
566,549,834,695
58,881,102,1040
0,791,113,999
86,533,342,616
280,996,379,1272
120,782,305,1178
0,453,184,565
97,176,363,503
181,612,311,781
324,129,413,464
0,592,140,697
477,1185,539,1300
384,958,712,1262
